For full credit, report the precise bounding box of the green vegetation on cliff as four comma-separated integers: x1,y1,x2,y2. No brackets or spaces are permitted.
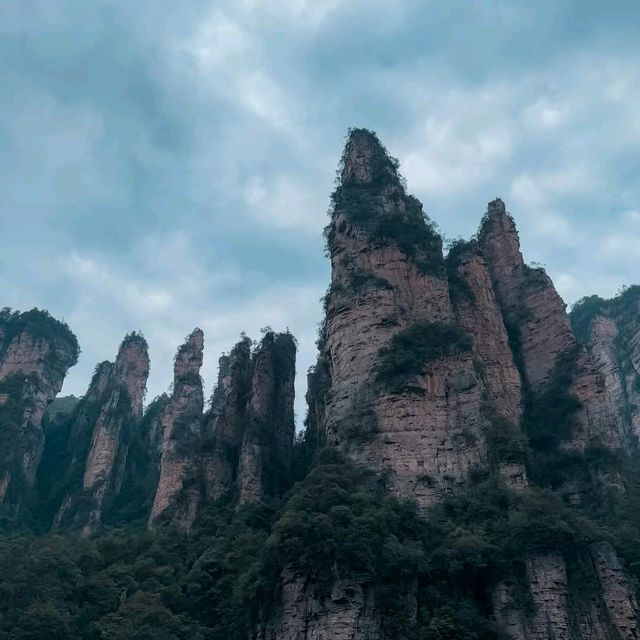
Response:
376,321,473,392
324,129,444,276
0,307,80,364
3,439,640,640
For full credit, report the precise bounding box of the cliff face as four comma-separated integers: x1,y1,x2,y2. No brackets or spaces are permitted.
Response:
278,131,640,640
494,546,640,640
4,130,640,640
254,569,384,640
322,129,488,507
52,334,149,534
446,241,522,425
148,329,204,530
571,287,640,452
0,309,78,517
238,331,296,504
201,337,252,502
478,199,619,453
200,331,296,507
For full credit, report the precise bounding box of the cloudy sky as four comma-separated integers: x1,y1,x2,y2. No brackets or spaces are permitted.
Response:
2,1,640,422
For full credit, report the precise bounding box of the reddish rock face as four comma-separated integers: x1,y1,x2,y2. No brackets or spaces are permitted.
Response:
448,243,522,425
53,333,149,535
148,329,204,530
321,130,487,507
575,290,640,452
0,309,78,511
147,330,296,528
478,199,619,453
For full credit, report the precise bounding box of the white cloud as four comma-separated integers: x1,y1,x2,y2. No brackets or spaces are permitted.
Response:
236,0,343,27
181,8,252,70
242,174,325,232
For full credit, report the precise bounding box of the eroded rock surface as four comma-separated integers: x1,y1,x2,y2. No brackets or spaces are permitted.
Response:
322,129,487,507
149,329,204,530
52,334,149,534
0,309,78,513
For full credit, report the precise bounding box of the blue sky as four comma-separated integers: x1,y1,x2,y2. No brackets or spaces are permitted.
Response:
2,1,640,422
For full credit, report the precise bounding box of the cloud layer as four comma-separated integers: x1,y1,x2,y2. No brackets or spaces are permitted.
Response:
2,1,639,422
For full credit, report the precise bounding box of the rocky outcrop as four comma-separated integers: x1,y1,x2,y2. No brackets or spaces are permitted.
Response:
53,333,149,534
590,543,640,639
199,332,297,508
571,288,640,452
447,241,522,425
254,569,384,640
201,337,253,502
321,129,488,507
147,330,296,529
478,199,619,453
495,547,640,640
494,554,571,640
148,329,204,530
238,332,296,504
0,309,78,515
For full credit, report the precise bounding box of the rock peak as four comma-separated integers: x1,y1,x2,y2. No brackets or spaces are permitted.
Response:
174,328,204,381
340,128,399,187
114,332,150,418
488,197,506,215
478,198,521,268
116,332,148,360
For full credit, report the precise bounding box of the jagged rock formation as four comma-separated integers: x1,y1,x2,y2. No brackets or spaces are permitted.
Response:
321,129,488,507
446,241,522,425
201,336,253,502
147,329,296,529
254,569,384,640
201,331,297,508
149,329,204,529
0,309,78,517
238,331,297,503
571,287,640,452
285,130,640,640
478,199,620,453
50,333,149,534
3,129,640,640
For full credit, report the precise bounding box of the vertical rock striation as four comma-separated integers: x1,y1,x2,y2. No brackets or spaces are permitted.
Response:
571,287,640,452
200,331,297,508
478,199,619,453
149,329,204,530
237,331,296,504
254,570,384,640
0,309,78,516
321,129,487,507
446,241,522,425
52,333,149,534
201,337,253,502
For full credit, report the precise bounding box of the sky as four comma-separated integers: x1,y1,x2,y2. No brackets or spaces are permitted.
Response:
2,1,640,424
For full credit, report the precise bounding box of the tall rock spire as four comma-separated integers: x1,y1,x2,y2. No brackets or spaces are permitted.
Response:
321,129,487,507
237,331,296,504
51,333,149,534
478,199,620,452
148,329,204,530
446,240,522,425
0,309,78,519
571,287,640,452
199,332,297,508
200,336,253,502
